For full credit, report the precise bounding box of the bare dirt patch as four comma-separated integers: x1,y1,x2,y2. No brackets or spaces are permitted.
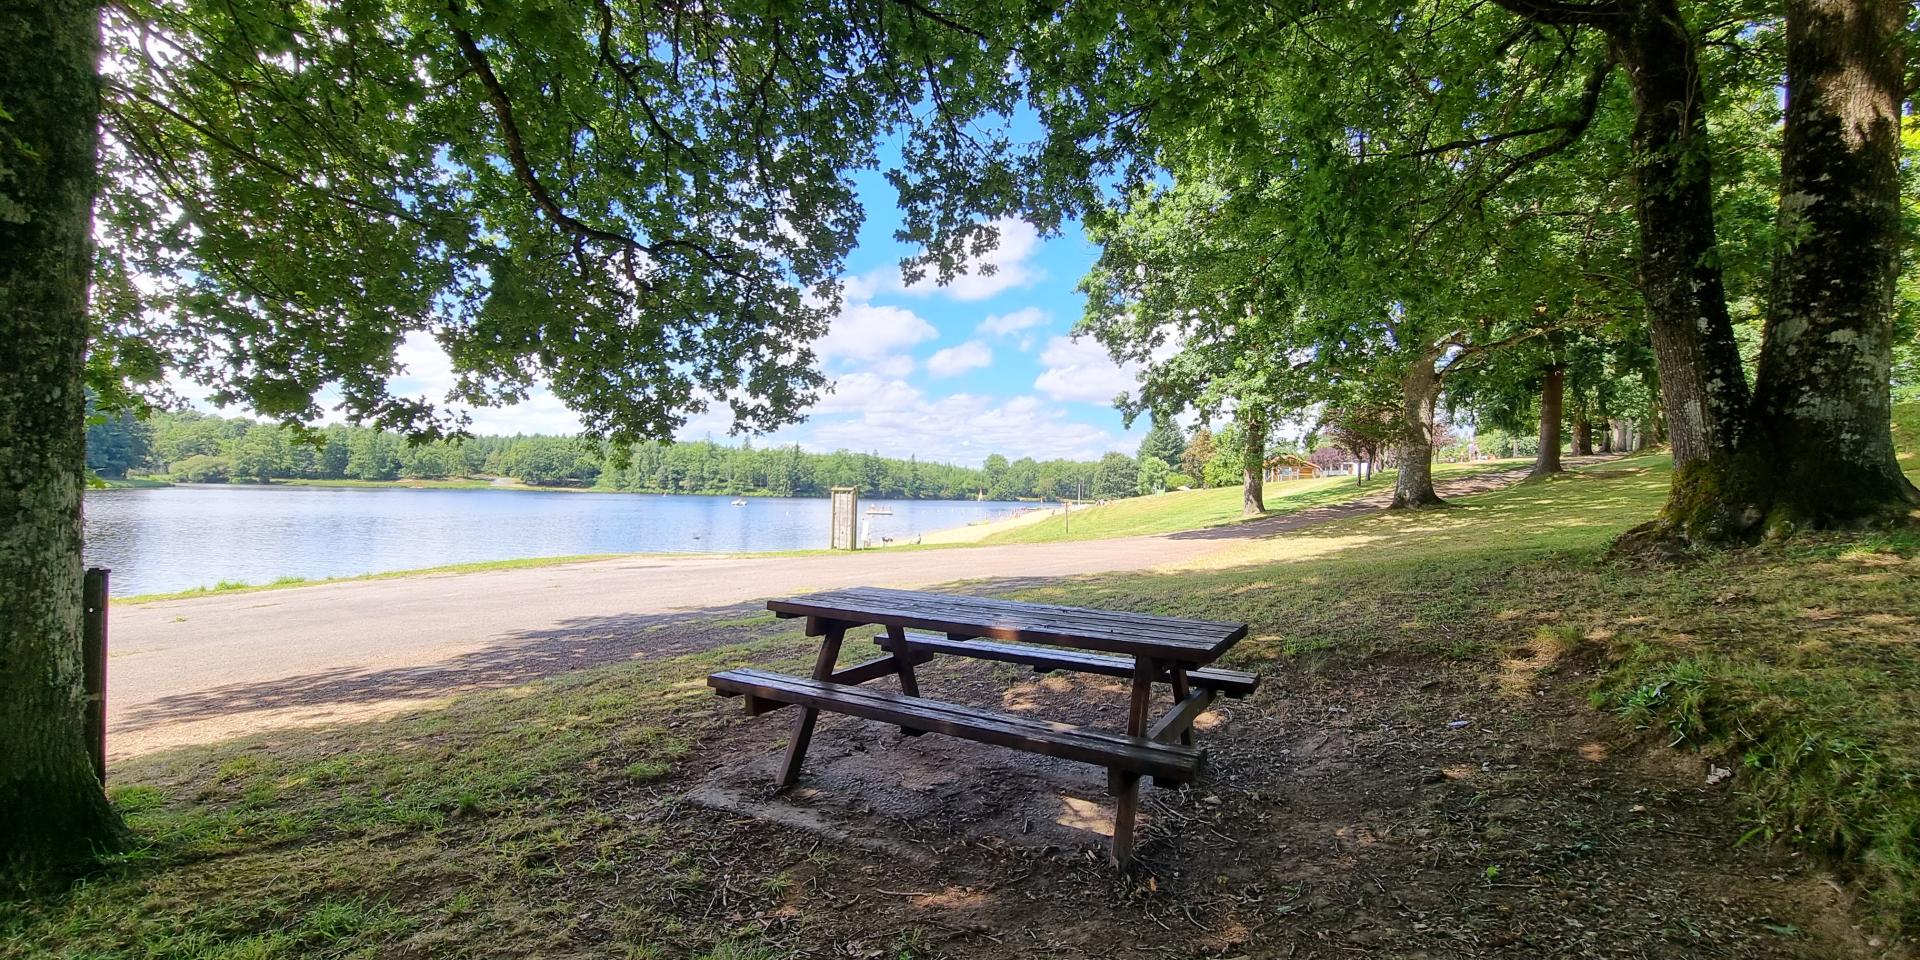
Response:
667,651,1896,959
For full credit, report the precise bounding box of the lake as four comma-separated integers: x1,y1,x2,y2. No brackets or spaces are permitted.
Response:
83,485,1030,596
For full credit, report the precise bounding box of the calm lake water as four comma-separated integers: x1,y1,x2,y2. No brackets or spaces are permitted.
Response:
83,485,1029,596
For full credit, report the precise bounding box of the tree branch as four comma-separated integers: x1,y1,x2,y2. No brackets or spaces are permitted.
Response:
443,1,751,287
1487,0,1626,25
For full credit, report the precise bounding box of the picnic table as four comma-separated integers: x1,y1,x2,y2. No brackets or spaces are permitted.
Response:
707,586,1258,866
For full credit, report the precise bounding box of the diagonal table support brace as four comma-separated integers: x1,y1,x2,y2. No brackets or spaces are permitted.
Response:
778,622,847,789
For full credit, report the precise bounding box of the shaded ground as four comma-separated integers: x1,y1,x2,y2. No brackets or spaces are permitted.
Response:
660,650,1881,959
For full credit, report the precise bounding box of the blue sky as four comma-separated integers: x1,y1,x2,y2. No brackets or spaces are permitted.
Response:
359,168,1149,468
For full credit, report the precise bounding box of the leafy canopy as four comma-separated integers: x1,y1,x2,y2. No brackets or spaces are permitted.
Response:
92,0,1008,442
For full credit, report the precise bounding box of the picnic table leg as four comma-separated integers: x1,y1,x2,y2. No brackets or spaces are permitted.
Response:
778,622,847,788
1169,666,1195,746
1111,655,1157,868
884,624,927,737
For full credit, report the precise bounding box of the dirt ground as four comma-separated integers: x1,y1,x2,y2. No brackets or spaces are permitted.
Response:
658,647,1895,959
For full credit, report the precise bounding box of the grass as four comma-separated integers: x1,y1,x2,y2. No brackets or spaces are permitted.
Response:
91,475,173,489
981,457,1530,543
119,555,636,604
9,421,1920,954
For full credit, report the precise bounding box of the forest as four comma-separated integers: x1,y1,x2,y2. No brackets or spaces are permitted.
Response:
86,409,1180,501
86,407,1546,500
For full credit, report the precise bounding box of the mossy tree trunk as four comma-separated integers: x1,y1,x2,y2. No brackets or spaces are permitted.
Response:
1532,365,1566,477
1391,354,1445,509
1751,0,1919,530
1501,0,1915,542
1240,409,1266,516
0,0,127,881
1608,0,1773,540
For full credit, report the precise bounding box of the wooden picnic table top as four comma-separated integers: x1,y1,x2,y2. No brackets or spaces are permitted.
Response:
767,586,1247,665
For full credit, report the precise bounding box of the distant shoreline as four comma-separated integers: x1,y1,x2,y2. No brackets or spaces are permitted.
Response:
99,475,1041,502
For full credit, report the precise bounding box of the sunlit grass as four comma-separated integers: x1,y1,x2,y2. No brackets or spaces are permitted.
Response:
982,458,1531,544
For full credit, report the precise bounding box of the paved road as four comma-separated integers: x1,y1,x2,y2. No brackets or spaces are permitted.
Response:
108,465,1544,759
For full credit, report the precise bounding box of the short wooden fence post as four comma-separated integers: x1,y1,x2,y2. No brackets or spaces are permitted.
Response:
83,567,109,784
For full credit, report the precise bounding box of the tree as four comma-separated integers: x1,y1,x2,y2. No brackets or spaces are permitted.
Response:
1091,452,1139,500
1179,427,1216,481
1136,455,1171,495
1486,0,1918,537
894,0,1915,539
84,408,153,479
5,0,1008,876
2,0,127,876
1136,417,1186,466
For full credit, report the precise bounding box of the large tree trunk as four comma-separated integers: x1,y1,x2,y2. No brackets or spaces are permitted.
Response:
1,0,126,880
1571,414,1593,457
1240,410,1266,516
1532,365,1565,477
1391,356,1445,509
1607,1,1771,539
1751,0,1919,528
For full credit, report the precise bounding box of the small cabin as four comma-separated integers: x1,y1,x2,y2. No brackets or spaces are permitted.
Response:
1263,453,1319,483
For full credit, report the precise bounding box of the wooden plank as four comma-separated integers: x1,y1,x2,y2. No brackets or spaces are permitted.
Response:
875,631,1260,697
768,587,1247,664
708,668,1202,781
885,624,925,737
778,625,845,788
1113,656,1157,869
1126,657,1156,737
829,650,936,686
1148,689,1216,744
1112,772,1142,868
1169,666,1195,746
819,588,1239,644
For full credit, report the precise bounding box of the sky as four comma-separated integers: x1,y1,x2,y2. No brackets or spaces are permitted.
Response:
180,160,1152,469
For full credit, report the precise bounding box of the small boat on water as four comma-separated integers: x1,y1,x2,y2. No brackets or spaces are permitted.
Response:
730,498,748,506
865,505,894,515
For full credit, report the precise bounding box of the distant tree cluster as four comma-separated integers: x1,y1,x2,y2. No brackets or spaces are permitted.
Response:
87,410,1169,501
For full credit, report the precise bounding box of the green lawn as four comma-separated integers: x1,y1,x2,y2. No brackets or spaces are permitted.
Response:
982,457,1530,543
9,428,1920,955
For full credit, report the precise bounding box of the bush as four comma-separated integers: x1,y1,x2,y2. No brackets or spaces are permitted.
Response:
171,454,233,483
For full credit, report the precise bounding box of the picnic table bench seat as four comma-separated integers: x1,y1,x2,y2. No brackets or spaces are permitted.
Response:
871,630,1260,698
708,668,1203,782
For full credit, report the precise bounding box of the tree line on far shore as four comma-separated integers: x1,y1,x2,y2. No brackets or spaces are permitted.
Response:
90,407,1548,501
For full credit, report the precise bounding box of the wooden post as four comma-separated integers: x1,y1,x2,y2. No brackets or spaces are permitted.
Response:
1111,656,1157,868
82,567,109,784
886,623,926,736
1169,666,1194,746
778,622,846,788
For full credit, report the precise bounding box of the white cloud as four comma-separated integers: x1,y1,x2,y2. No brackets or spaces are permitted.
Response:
1033,335,1140,406
810,371,924,415
977,306,1050,337
925,340,993,378
847,218,1045,304
813,302,937,365
801,391,1131,465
